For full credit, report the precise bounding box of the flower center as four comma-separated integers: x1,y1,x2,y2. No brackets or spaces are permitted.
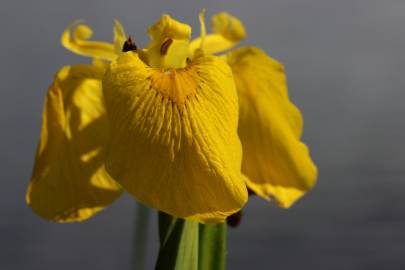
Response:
150,67,199,105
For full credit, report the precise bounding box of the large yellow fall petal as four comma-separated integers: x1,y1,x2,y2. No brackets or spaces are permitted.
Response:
226,47,317,208
102,52,248,223
26,64,122,222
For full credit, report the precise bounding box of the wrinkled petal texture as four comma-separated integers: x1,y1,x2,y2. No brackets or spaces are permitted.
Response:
226,47,317,208
26,65,122,222
102,52,248,223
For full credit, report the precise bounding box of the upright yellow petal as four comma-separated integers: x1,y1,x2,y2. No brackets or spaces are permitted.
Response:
190,12,246,56
145,14,192,69
113,20,127,55
102,52,248,223
226,47,317,208
61,20,126,61
26,64,122,222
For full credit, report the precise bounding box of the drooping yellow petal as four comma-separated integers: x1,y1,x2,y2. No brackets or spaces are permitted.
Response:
226,47,317,208
61,20,126,61
102,52,248,223
144,15,192,69
190,12,246,56
26,64,122,222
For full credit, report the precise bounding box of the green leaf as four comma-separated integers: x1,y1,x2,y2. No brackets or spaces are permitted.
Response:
155,212,227,270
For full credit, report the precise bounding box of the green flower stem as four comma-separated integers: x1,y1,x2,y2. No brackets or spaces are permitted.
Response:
155,212,227,270
198,222,227,270
131,203,150,270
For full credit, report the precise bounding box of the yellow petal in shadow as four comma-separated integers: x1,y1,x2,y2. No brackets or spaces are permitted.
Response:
226,47,317,208
102,52,247,223
26,64,122,222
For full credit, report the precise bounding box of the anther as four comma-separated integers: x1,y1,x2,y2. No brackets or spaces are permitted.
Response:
122,36,137,52
160,38,173,55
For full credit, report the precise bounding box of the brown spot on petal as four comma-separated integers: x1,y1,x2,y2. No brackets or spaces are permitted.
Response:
160,38,173,55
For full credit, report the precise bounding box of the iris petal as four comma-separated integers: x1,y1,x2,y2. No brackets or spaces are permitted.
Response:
113,20,127,55
145,15,192,69
190,12,246,55
26,64,122,222
61,20,126,61
102,52,248,223
226,47,317,208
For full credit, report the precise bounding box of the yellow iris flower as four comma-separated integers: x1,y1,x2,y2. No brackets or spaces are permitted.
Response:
26,12,317,223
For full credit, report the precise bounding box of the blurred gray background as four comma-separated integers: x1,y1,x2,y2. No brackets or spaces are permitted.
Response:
1,0,404,269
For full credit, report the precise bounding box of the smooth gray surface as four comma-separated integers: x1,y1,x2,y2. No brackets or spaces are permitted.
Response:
1,0,405,269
